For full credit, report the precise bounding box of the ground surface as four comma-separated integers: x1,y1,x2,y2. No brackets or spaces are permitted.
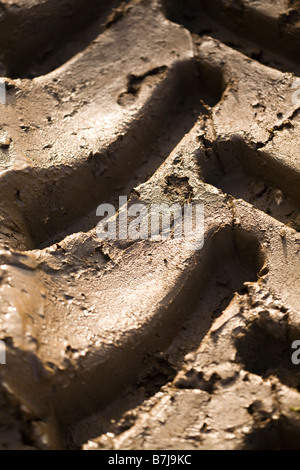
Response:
0,0,299,450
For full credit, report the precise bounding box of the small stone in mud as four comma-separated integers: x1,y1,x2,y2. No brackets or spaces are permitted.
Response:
0,136,11,148
280,228,286,239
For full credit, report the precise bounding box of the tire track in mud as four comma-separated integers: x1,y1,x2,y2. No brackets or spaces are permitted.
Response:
71,0,300,450
0,0,299,450
0,0,127,78
1,61,217,250
162,1,300,231
3,0,299,249
162,0,300,71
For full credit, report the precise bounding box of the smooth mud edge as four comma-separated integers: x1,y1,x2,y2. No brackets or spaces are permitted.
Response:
0,58,221,251
45,226,265,439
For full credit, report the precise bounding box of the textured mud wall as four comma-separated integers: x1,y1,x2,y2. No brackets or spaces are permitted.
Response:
0,0,299,450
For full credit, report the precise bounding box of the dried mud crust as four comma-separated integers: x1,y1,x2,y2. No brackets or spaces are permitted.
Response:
0,0,299,450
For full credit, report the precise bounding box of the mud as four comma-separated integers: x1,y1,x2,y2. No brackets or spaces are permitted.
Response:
0,0,299,450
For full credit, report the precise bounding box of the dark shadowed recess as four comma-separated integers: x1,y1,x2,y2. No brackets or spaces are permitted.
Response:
162,0,300,74
197,136,300,231
243,417,300,450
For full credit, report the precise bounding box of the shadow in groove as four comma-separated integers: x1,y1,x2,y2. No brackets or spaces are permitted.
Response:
243,417,300,450
235,317,300,391
198,136,300,231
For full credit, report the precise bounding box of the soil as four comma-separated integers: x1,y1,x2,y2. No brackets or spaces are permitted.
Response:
0,0,299,450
